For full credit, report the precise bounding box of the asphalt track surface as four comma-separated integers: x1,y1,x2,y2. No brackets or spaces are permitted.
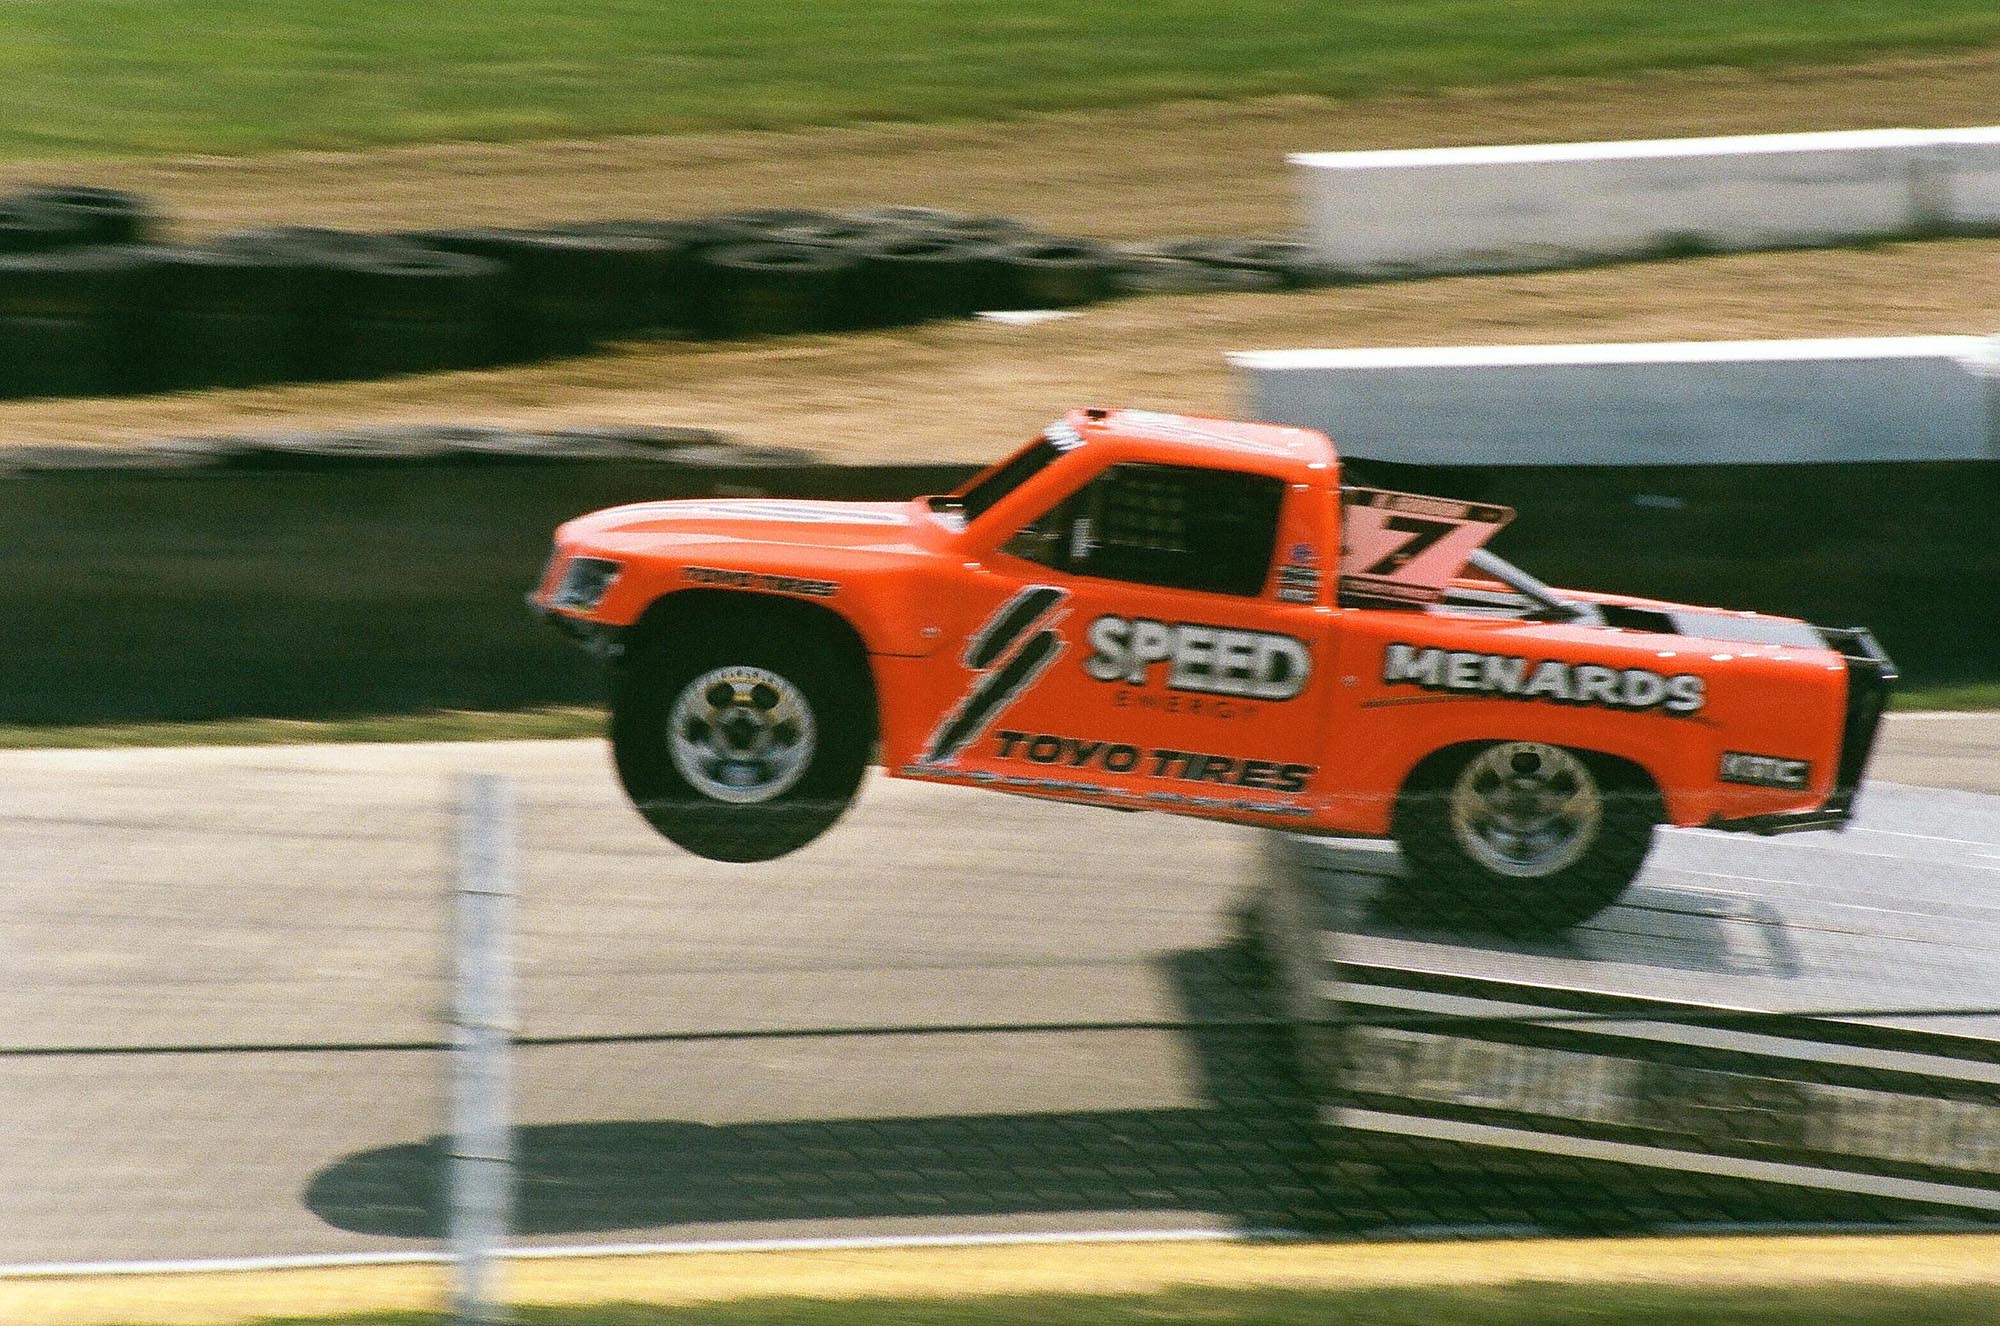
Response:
0,714,1994,1268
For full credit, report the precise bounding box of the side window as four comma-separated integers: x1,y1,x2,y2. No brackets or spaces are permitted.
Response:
1003,462,1284,597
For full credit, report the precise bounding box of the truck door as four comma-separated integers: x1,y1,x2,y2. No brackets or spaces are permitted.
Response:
917,459,1334,821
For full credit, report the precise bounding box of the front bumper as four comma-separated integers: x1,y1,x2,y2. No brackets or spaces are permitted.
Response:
1706,625,1897,836
528,597,630,662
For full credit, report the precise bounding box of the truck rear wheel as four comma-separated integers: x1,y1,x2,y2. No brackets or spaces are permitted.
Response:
610,622,870,863
1388,742,1659,932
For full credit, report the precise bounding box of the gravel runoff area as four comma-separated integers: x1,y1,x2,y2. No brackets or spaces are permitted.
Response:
0,51,1997,463
5,51,1999,241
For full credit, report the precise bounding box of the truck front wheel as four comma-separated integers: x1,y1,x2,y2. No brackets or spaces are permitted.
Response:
610,623,870,863
1388,742,1659,932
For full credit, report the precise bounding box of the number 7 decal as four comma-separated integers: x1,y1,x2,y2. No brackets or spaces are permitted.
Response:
1362,514,1456,575
1339,488,1514,606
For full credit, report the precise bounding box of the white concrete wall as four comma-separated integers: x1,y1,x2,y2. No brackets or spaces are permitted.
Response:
1230,336,2000,466
1918,127,2000,231
1293,127,2000,275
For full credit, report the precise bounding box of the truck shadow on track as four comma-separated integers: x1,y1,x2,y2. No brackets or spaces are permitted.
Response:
301,940,1331,1240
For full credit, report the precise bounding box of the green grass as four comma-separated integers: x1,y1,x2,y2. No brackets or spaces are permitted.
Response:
4,1,2000,158
225,1283,2000,1326
1892,678,2000,711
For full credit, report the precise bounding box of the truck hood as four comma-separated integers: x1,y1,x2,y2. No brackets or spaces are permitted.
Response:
561,497,923,552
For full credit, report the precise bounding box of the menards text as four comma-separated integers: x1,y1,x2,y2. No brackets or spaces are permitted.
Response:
1383,643,1706,715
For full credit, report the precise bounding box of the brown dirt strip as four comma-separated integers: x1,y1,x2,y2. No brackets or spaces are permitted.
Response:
1,236,1993,465
0,50,1995,465
8,1234,2000,1326
3,51,1999,242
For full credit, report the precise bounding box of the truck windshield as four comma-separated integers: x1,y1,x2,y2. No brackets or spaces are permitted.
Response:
929,438,1061,524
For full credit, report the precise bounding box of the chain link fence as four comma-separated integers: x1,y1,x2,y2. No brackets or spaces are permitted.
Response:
3,737,1996,1316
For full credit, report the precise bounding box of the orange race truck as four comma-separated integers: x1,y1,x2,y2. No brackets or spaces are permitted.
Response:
531,408,1894,929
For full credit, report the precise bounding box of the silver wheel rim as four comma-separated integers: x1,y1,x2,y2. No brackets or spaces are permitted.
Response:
667,665,816,805
1447,743,1601,878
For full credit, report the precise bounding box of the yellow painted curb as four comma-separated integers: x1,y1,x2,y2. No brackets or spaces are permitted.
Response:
7,1233,2000,1326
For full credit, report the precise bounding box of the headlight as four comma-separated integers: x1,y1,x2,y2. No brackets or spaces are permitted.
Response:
551,557,622,611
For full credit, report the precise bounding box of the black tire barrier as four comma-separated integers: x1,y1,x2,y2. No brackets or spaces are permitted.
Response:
845,205,966,229
918,214,1034,246
855,231,990,324
332,248,507,379
405,227,673,360
0,313,108,398
1205,238,1342,289
146,244,298,390
1133,236,1339,289
0,185,1349,400
715,207,839,236
698,242,860,337
208,227,465,382
988,236,1120,308
8,185,154,247
767,223,898,329
402,228,557,362
0,197,91,255
518,228,679,349
0,245,154,398
1114,256,1284,295
566,218,749,334
771,218,899,250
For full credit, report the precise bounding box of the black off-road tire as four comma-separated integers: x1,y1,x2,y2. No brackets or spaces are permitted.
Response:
0,198,90,255
988,237,1118,309
0,245,153,398
12,186,154,247
1112,255,1282,295
856,232,991,323
697,241,858,337
1388,742,1660,933
149,244,297,388
610,622,872,863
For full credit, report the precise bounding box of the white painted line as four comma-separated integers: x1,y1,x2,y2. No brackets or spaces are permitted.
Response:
976,309,1081,325
1229,335,1997,371
1850,826,2000,850
1289,128,1938,170
1335,1109,2000,1213
0,1227,1309,1280
505,1227,1308,1259
0,1250,448,1278
1331,983,2000,1082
